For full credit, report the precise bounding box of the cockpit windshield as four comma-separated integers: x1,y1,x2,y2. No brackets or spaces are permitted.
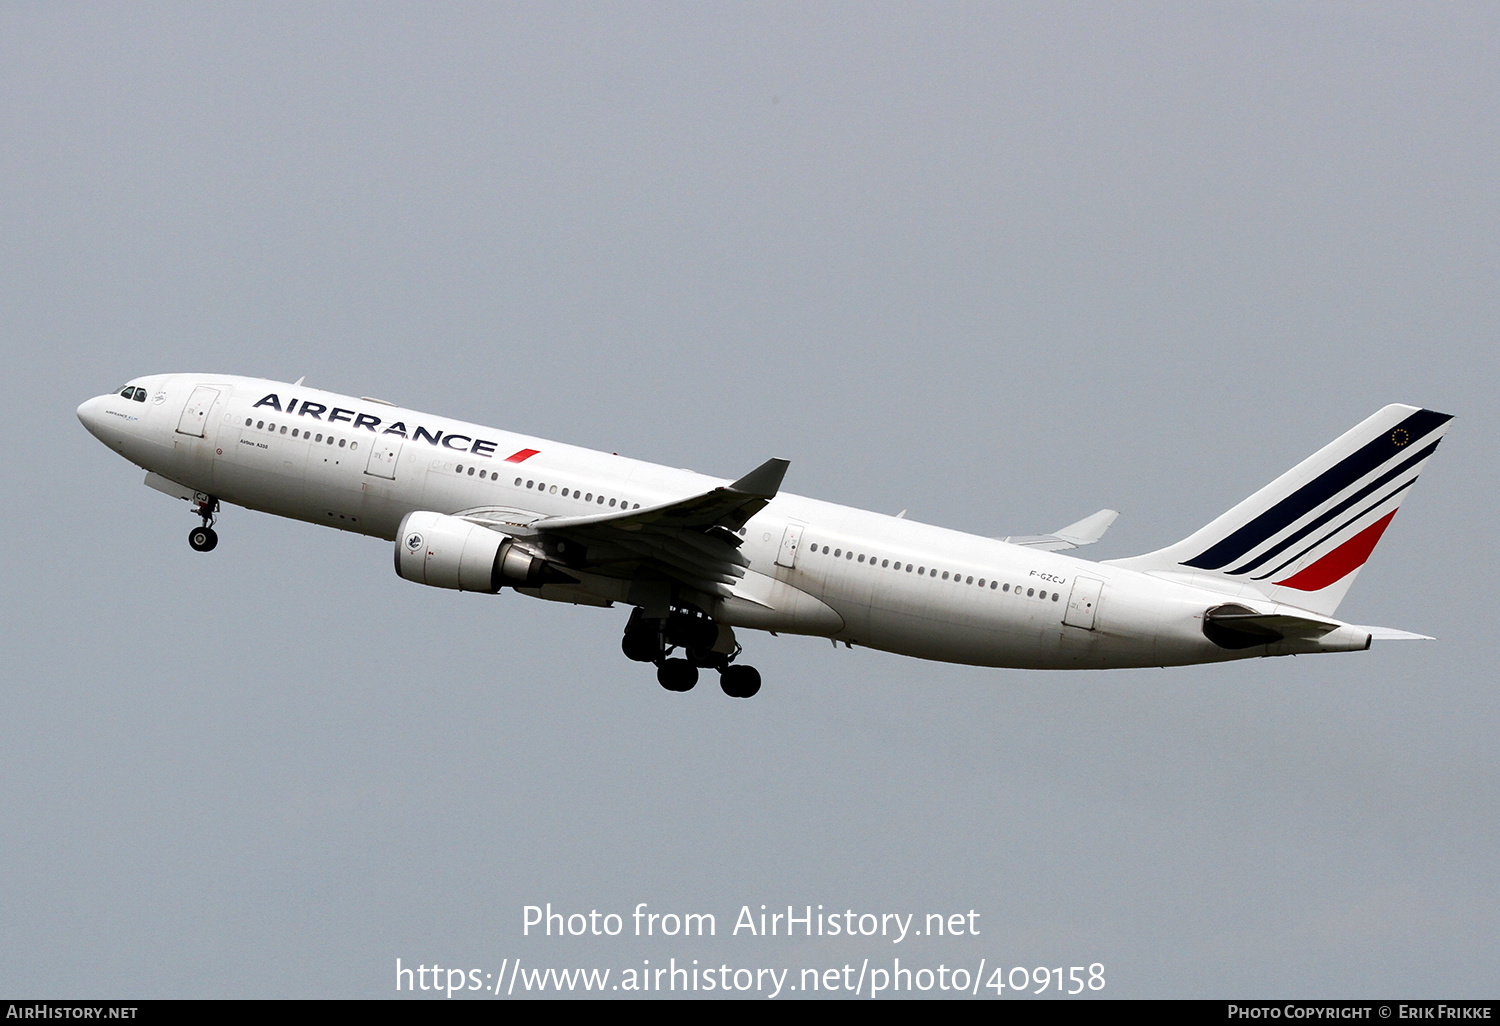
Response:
116,385,146,402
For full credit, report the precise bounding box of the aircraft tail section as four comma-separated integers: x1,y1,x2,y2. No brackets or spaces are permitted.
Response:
1106,404,1453,617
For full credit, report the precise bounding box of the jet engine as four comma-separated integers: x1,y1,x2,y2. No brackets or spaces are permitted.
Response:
394,510,565,592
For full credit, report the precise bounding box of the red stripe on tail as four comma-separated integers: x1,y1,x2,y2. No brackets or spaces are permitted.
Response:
1273,510,1398,592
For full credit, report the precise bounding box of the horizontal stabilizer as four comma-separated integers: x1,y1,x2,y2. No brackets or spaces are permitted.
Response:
1201,603,1347,649
1207,609,1341,640
1355,625,1435,641
1003,509,1120,551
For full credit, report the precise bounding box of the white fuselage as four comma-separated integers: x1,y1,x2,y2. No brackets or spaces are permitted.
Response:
78,374,1374,670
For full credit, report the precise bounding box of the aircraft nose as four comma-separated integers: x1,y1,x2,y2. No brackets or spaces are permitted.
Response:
77,395,109,440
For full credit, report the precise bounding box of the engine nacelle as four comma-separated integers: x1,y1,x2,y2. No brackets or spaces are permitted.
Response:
394,511,555,592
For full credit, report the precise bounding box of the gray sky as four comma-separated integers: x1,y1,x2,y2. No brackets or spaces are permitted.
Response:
3,2,1495,998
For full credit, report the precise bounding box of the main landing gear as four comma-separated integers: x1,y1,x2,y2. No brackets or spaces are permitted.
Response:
621,607,763,699
187,495,220,552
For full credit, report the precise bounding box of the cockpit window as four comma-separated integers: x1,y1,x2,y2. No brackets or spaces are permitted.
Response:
132,388,146,402
118,386,135,399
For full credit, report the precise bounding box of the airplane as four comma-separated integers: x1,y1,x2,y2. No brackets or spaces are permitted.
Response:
77,374,1452,698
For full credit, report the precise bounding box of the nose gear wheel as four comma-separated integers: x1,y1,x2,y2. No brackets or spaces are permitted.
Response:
188,496,221,552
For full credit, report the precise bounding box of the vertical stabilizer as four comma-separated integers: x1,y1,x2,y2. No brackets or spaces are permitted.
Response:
1106,405,1452,616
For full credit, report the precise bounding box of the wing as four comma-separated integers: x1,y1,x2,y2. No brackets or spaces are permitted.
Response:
1352,625,1435,641
488,458,790,606
536,457,788,535
1002,509,1120,551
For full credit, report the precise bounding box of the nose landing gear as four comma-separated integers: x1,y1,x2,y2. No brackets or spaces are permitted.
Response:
188,496,220,552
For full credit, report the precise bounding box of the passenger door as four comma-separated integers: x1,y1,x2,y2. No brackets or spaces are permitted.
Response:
1064,576,1104,630
365,438,402,480
775,523,805,569
176,386,220,437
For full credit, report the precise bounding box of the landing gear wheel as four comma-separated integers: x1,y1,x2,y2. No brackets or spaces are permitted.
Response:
188,526,218,552
622,608,665,663
622,630,662,663
685,647,729,670
657,659,698,693
719,665,761,699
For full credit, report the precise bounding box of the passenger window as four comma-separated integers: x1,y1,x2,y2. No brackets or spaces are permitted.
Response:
339,439,346,448
918,567,925,575
585,493,593,501
1027,588,1034,597
550,485,557,493
350,441,357,450
528,480,535,488
966,576,973,585
858,554,865,563
316,433,323,442
609,498,616,507
245,418,252,426
280,426,287,434
1003,583,1010,592
834,549,841,557
468,467,475,475
256,420,264,429
977,578,985,587
479,470,487,479
881,559,888,568
515,477,523,487
1052,593,1060,601
989,581,997,590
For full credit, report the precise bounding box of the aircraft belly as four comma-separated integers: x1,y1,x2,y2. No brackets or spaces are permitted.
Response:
736,526,1259,668
836,566,1233,669
715,570,844,636
207,430,394,536
128,435,205,494
356,480,409,540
